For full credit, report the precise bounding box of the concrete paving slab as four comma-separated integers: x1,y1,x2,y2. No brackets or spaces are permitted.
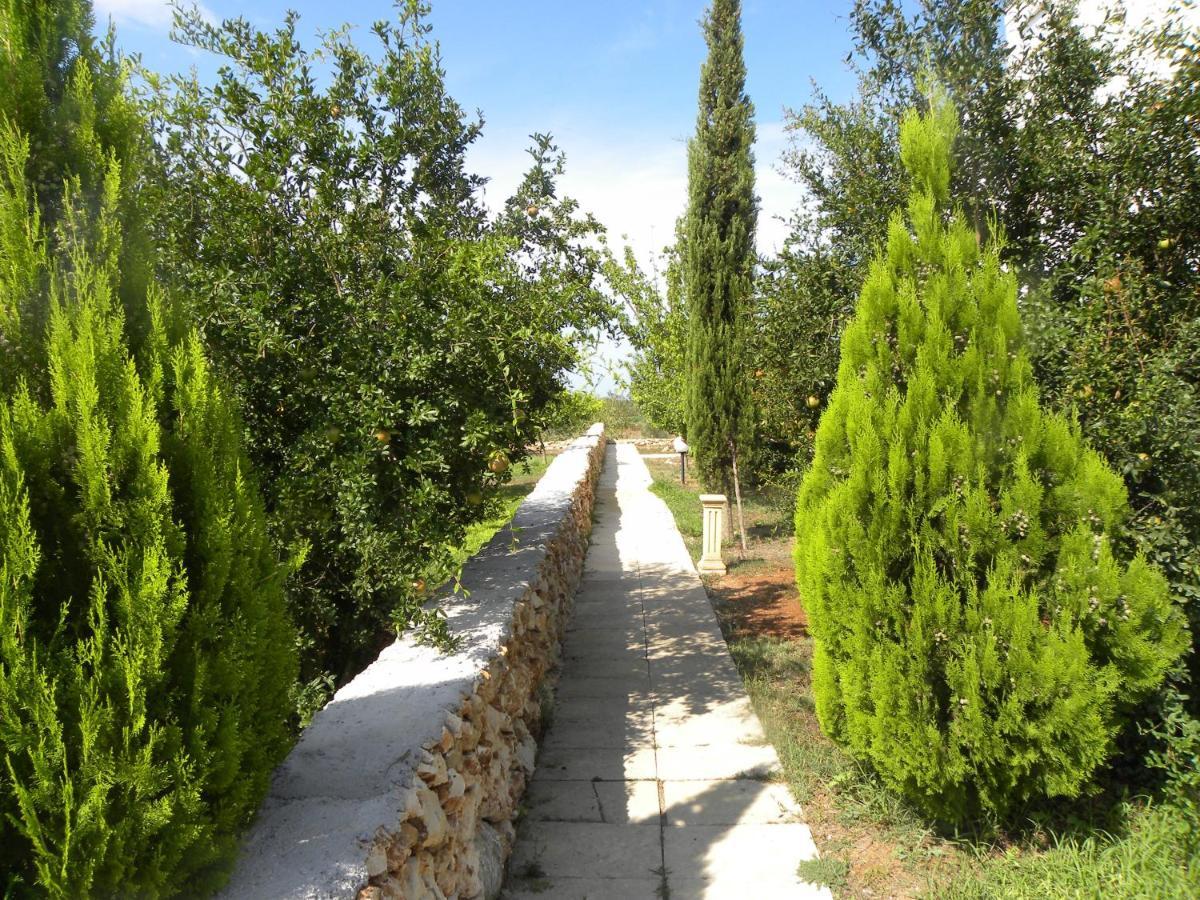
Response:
509,822,663,880
568,592,643,614
522,779,604,822
662,822,822,885
564,623,643,642
504,875,664,899
566,610,645,632
669,877,831,899
648,677,748,713
661,779,802,826
656,744,781,781
535,745,658,781
644,614,726,641
561,638,647,662
521,778,659,825
653,693,755,726
554,676,652,701
562,655,649,680
645,634,729,661
647,649,743,682
556,672,652,700
650,679,753,712
592,779,662,825
551,694,656,720
653,711,767,748
541,714,654,750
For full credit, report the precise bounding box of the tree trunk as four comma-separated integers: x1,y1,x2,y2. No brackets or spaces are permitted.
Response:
729,440,748,554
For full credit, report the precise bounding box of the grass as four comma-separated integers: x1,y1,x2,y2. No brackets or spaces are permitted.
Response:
944,802,1199,899
644,455,792,565
796,856,851,892
448,453,552,570
642,451,1200,898
648,475,703,557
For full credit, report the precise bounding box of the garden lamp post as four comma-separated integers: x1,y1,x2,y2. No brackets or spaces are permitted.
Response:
673,436,689,483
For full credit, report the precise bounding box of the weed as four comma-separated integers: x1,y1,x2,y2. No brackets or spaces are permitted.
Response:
797,856,850,890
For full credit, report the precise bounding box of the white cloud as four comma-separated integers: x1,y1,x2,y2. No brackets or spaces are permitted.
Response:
469,119,805,274
467,119,809,394
1007,0,1200,80
94,0,215,30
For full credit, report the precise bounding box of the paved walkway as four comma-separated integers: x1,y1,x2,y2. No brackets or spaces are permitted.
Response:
504,443,830,899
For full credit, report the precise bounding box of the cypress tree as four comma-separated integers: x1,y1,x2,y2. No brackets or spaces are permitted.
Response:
0,2,297,894
684,0,757,494
0,0,154,353
794,94,1186,824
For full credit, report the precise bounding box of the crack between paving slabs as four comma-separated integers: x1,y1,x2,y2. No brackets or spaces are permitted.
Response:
636,554,672,898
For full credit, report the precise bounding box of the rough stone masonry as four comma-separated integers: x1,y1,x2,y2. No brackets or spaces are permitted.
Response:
219,424,607,900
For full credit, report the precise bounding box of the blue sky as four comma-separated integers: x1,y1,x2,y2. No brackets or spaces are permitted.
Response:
97,0,872,390
98,1,861,263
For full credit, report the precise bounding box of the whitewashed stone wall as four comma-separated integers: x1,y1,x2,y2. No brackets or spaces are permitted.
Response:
219,424,607,900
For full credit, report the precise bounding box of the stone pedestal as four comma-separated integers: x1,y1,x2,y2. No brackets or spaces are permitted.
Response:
697,494,727,575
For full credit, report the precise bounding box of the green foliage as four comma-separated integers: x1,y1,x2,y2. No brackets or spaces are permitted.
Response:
796,856,851,891
597,394,664,439
0,3,295,894
1144,688,1200,835
0,0,141,226
542,390,603,440
794,96,1185,824
0,0,155,353
0,106,294,900
149,4,615,683
760,0,1015,480
775,0,1200,715
751,247,848,473
684,0,757,492
451,455,551,571
613,238,688,436
1017,12,1200,700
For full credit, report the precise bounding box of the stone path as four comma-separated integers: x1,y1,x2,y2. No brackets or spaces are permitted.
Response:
503,442,830,899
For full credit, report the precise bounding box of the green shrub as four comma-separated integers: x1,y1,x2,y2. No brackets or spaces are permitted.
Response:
0,3,296,893
0,126,296,900
773,0,1200,722
794,95,1186,824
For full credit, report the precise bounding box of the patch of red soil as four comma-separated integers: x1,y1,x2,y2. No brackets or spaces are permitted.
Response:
711,559,809,640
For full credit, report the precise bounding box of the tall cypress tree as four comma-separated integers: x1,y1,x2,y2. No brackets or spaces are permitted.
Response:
795,94,1185,823
684,0,757,494
0,2,297,894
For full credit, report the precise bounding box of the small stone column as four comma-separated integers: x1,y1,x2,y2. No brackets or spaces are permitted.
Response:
698,494,728,575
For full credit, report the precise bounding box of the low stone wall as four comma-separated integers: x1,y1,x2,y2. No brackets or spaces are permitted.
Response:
219,424,607,900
